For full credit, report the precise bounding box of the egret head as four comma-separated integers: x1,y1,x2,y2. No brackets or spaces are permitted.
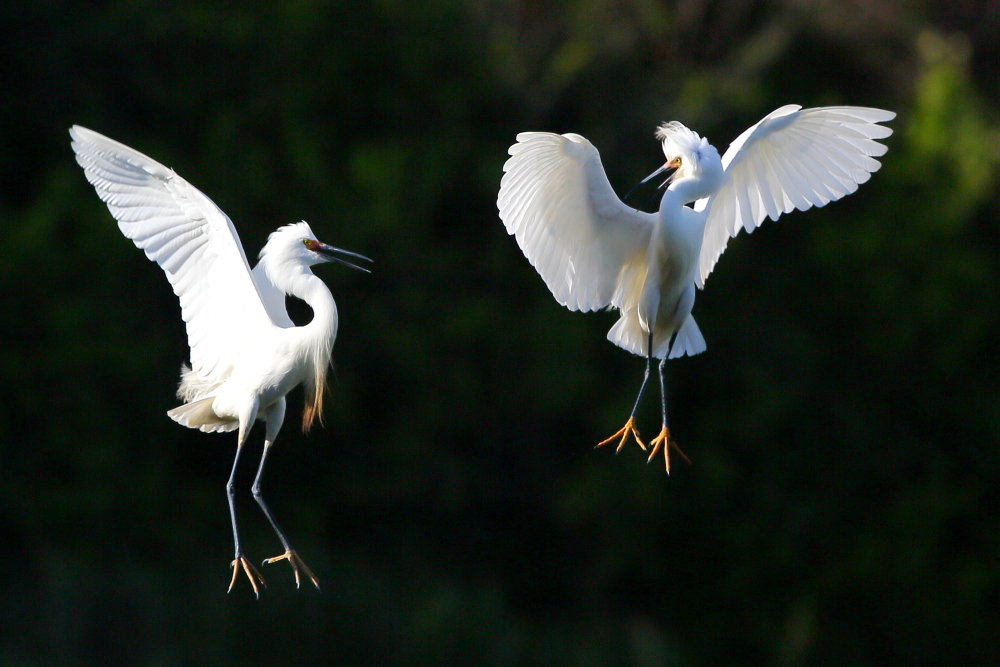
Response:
645,121,724,201
260,222,372,272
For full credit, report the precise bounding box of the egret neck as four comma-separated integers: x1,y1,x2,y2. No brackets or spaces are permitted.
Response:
260,255,338,432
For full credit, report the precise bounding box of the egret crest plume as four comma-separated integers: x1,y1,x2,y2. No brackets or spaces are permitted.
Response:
655,121,710,160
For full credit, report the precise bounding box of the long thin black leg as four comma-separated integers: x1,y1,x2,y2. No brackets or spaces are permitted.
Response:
251,444,292,554
647,332,691,472
227,439,265,596
630,329,656,418
252,420,319,590
226,442,247,559
597,330,657,453
658,332,676,430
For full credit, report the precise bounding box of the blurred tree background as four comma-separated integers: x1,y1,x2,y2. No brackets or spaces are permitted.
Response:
1,0,999,664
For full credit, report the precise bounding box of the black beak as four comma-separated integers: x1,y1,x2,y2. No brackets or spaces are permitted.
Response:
315,242,373,273
639,161,680,189
623,161,680,203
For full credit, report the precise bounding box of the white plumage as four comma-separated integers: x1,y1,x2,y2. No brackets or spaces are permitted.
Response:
73,128,272,391
498,105,894,470
71,126,370,595
695,105,894,287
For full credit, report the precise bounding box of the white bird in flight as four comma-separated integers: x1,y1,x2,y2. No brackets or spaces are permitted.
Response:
498,105,894,472
71,126,371,596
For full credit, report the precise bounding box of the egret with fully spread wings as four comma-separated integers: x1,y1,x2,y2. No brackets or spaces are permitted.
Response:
71,126,371,595
497,105,894,472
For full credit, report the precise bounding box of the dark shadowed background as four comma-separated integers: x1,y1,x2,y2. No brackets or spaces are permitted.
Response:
2,1,1000,664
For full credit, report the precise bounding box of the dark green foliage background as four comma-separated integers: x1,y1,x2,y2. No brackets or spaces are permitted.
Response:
2,1,999,664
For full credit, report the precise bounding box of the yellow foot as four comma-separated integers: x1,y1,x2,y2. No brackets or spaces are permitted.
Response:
645,426,691,474
263,549,320,591
229,555,266,598
596,416,646,453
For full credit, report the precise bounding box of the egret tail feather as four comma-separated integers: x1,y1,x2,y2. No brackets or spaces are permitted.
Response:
177,364,225,403
667,315,706,359
168,397,238,433
607,314,706,360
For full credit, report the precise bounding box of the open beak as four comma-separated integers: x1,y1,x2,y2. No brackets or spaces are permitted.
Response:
313,242,373,273
639,160,680,189
623,161,680,204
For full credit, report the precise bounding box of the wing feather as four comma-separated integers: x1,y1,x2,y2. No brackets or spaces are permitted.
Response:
497,132,655,313
760,142,809,211
695,106,893,286
70,125,274,385
758,143,796,214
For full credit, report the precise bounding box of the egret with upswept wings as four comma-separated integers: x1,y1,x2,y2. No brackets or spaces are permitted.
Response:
71,126,371,595
498,105,894,471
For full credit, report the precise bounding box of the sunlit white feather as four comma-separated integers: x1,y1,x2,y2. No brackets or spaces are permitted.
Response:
70,126,274,391
694,105,895,286
498,105,894,360
70,127,341,433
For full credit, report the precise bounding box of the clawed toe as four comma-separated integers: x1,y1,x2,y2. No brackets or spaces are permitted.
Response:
645,426,691,474
596,416,646,453
262,549,320,591
229,555,266,598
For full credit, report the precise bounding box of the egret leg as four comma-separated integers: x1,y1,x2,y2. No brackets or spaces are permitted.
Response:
646,333,692,474
597,330,655,453
252,398,320,590
227,430,265,597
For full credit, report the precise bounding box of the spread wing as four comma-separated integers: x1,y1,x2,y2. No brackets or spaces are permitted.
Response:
695,105,895,287
70,125,275,384
498,132,655,312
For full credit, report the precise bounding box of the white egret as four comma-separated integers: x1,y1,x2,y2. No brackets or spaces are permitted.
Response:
498,105,894,472
70,126,371,595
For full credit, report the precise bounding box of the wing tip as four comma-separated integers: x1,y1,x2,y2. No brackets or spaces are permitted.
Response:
69,124,104,147
772,104,803,117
